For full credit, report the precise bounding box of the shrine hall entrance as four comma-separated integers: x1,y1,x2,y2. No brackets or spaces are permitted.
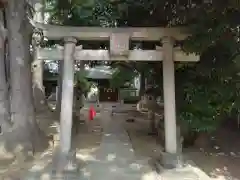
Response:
99,87,118,102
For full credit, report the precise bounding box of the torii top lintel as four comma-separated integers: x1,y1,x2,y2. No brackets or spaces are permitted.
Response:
34,22,190,41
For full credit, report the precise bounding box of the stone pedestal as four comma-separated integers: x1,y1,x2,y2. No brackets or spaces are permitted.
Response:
156,126,184,170
52,150,79,178
148,110,157,135
160,152,184,169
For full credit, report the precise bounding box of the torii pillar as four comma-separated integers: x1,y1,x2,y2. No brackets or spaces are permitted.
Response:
161,36,181,168
162,36,177,154
60,37,77,154
53,37,78,175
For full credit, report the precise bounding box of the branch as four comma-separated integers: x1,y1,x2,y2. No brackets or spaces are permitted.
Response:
27,16,46,30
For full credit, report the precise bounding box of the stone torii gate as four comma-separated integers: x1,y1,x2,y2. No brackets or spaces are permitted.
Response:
34,23,199,168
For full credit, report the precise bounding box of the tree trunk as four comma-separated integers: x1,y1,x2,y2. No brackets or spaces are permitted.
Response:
0,0,47,160
0,10,11,132
31,0,47,113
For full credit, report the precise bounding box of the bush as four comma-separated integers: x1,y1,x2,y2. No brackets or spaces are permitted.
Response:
176,45,240,133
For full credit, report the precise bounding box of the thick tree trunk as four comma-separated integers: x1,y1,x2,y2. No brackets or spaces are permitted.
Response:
0,10,11,132
0,0,47,160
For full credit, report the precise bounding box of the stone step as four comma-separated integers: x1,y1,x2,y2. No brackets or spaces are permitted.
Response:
26,172,81,180
51,171,81,180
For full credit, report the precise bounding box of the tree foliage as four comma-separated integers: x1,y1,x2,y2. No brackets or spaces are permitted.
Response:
75,70,92,95
109,66,137,88
176,44,240,132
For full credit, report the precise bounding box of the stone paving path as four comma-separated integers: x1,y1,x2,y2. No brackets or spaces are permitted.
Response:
79,111,157,180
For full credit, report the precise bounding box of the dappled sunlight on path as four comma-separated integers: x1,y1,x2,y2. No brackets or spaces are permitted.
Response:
3,103,216,179
78,110,157,180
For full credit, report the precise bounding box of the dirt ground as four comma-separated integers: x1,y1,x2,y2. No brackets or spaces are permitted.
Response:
186,127,240,180
1,106,240,180
121,112,240,180
0,109,103,179
0,111,58,179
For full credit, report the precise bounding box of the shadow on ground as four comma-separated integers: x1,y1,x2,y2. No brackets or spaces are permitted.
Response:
120,109,240,180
